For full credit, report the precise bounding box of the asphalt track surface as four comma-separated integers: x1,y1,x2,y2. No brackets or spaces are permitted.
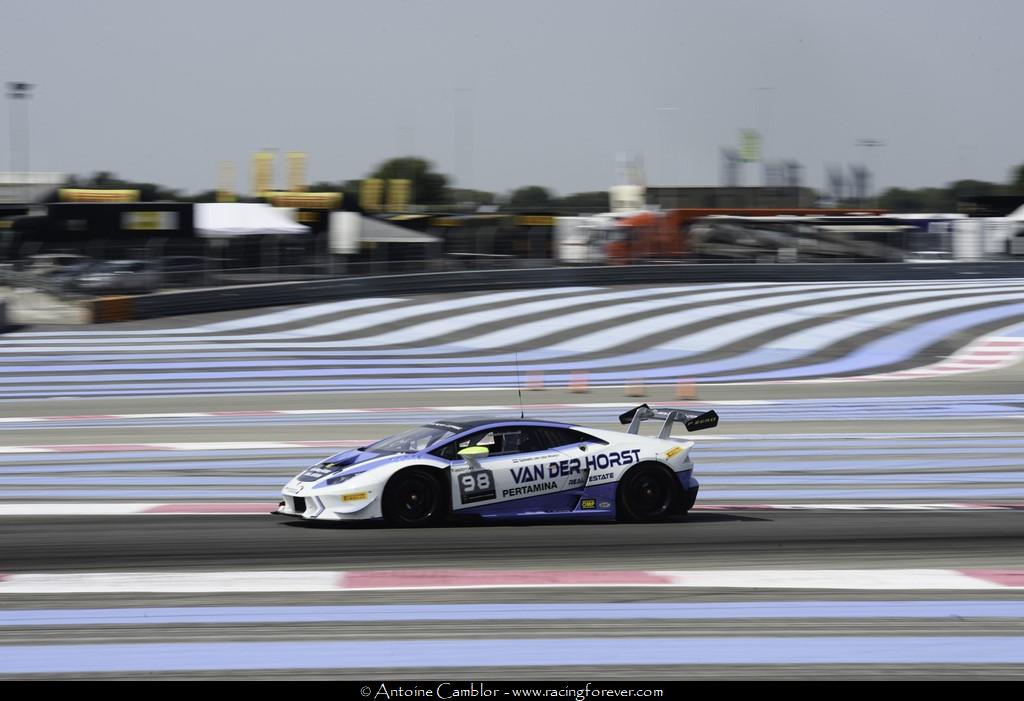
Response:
0,508,1022,573
2,285,1024,679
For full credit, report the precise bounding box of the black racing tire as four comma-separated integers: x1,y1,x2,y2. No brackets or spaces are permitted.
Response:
616,463,679,523
382,467,446,527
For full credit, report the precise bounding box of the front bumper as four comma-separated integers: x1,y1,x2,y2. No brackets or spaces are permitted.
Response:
279,484,382,520
278,494,324,518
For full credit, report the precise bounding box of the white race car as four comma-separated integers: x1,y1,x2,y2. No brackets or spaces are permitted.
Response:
278,404,718,526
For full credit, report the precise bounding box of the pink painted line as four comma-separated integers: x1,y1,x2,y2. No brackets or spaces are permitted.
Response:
142,503,277,514
791,332,1024,385
0,440,366,454
0,502,1020,517
341,569,673,589
962,502,1024,510
960,570,1024,587
48,444,161,453
294,440,366,447
692,503,1023,512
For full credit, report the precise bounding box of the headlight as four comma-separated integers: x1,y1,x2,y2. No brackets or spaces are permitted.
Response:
323,472,356,487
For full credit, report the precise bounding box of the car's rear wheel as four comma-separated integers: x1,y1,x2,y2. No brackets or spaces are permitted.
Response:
382,468,446,527
616,463,678,523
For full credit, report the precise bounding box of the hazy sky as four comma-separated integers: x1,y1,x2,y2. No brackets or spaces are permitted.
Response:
3,0,1022,195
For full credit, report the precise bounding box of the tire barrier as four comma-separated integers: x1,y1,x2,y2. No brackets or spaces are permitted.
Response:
90,296,135,324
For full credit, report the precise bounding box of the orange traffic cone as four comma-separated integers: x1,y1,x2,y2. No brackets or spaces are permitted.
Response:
569,370,589,393
624,380,645,397
525,371,545,391
675,378,697,400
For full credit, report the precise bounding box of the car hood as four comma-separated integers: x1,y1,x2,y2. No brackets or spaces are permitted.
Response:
295,449,413,482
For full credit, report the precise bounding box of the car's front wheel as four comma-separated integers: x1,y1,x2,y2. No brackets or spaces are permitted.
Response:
616,463,678,523
382,468,446,527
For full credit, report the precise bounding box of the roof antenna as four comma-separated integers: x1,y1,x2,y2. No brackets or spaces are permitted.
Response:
515,351,525,419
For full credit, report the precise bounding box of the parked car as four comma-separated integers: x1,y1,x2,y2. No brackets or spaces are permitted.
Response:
903,250,954,263
22,254,93,276
49,260,102,292
71,260,163,295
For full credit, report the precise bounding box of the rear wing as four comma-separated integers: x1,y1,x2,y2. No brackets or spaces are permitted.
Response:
618,403,719,439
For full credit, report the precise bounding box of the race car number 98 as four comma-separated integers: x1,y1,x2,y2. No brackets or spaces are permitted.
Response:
458,469,496,504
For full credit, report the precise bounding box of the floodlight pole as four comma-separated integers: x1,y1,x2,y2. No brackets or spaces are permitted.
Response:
6,82,34,203
855,138,885,208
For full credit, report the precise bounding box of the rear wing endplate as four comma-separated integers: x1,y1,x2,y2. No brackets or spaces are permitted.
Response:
618,403,719,439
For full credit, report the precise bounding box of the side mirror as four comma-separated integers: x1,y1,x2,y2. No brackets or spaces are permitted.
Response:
457,446,489,468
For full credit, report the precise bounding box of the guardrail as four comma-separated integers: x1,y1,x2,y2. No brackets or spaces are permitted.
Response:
127,261,1024,322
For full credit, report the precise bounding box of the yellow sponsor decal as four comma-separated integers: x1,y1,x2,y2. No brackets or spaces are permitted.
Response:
252,151,275,196
515,215,554,227
360,178,383,212
286,151,307,193
581,499,597,510
386,178,411,211
665,446,683,459
431,217,461,227
59,188,139,203
265,191,342,209
342,492,368,502
122,211,177,230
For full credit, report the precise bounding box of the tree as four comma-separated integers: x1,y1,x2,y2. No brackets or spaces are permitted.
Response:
368,157,449,205
554,191,609,212
948,179,1003,200
1008,163,1024,194
878,179,1007,213
181,189,220,203
878,188,922,212
447,188,496,206
508,185,553,209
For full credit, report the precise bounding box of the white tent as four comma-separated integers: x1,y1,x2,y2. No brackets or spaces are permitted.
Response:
329,212,441,254
194,202,310,238
1006,204,1024,221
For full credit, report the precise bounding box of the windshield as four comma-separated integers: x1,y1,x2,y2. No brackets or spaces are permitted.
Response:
364,424,460,455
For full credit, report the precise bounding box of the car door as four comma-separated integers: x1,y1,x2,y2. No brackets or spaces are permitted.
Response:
532,426,609,501
440,425,580,514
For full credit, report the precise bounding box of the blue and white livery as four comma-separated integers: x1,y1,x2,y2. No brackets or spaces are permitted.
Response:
278,404,718,526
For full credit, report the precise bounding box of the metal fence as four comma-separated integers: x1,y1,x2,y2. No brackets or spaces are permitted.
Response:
7,254,1024,303
127,260,1024,321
